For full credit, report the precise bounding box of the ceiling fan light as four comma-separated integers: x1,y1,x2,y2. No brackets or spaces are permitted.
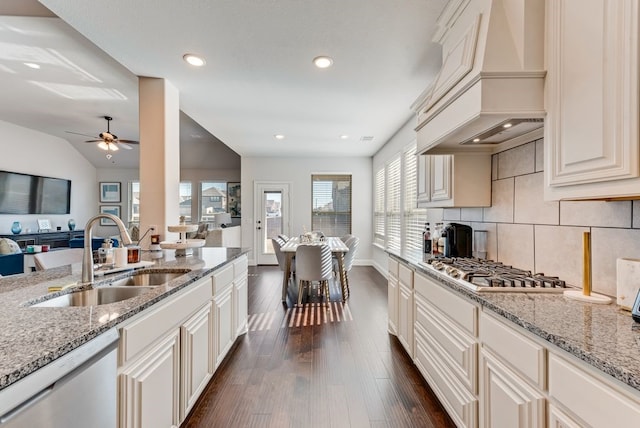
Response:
108,142,119,151
98,141,109,150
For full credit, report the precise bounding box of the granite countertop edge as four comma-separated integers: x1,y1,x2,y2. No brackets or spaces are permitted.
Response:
0,247,249,391
388,251,640,393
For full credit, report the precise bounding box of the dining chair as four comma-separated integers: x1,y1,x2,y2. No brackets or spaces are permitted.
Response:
295,244,333,306
277,234,289,242
272,237,294,273
333,236,359,297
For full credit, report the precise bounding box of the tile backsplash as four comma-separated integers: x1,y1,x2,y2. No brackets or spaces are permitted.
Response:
437,138,640,297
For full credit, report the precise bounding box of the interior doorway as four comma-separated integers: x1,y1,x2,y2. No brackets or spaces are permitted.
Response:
254,182,290,265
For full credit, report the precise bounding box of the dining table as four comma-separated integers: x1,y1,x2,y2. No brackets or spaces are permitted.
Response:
280,236,349,304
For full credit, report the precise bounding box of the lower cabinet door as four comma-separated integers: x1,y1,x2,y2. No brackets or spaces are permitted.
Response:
480,349,545,428
181,302,214,420
214,284,234,368
398,281,414,357
234,274,248,336
119,330,180,428
548,403,583,428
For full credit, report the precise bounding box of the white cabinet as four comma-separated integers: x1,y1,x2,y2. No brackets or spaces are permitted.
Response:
416,153,491,208
116,257,249,427
233,255,249,337
545,0,640,200
479,312,546,428
119,330,181,428
480,348,545,428
387,257,399,335
548,352,640,428
547,403,582,428
397,263,414,358
413,271,479,428
212,264,235,368
181,302,214,419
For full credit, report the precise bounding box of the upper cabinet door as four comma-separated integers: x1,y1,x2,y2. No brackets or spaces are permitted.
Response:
545,0,640,200
416,154,431,205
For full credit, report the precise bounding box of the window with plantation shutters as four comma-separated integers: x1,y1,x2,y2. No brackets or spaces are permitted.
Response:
374,167,385,246
403,145,427,252
311,174,351,236
386,156,401,253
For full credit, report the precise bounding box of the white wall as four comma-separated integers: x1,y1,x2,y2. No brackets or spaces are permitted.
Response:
241,156,372,266
95,168,139,237
0,120,96,234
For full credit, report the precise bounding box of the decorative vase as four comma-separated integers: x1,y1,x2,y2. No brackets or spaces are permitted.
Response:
11,221,21,235
68,219,76,231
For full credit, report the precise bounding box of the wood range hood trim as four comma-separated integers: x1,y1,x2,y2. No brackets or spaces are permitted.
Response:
412,0,546,155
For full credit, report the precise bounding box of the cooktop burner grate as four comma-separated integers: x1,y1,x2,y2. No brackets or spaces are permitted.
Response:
424,257,568,291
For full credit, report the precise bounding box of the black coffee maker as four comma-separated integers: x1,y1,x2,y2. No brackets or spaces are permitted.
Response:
442,223,473,257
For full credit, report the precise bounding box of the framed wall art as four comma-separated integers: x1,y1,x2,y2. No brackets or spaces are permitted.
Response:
100,205,121,226
227,182,241,217
99,182,121,203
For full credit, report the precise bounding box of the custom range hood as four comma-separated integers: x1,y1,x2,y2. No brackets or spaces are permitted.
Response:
412,0,546,155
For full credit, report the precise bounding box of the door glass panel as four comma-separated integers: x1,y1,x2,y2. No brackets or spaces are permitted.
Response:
263,191,282,254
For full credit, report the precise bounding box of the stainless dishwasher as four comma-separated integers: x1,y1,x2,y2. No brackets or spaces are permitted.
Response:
0,328,119,428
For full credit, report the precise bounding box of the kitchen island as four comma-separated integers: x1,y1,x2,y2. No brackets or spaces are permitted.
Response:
0,247,248,426
388,251,640,428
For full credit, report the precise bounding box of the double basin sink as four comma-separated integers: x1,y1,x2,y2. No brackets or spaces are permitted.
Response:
32,271,190,308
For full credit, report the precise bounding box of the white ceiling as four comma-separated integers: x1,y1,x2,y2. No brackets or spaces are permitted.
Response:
0,0,445,168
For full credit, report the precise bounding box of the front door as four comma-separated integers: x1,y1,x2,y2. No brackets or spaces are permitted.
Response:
254,182,290,265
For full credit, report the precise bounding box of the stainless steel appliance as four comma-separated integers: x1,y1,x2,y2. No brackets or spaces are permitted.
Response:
420,257,569,293
0,328,119,428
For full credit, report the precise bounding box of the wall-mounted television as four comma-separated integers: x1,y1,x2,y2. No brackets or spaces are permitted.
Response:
0,170,71,214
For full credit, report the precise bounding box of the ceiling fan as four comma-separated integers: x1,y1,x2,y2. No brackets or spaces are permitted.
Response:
66,116,139,152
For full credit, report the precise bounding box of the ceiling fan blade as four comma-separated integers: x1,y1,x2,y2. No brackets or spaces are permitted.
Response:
66,131,99,138
117,139,139,145
84,139,103,143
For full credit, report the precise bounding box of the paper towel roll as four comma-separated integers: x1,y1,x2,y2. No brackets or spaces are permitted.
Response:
616,258,640,310
114,247,128,268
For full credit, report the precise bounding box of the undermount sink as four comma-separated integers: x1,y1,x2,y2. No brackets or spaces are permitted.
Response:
31,286,155,308
106,270,190,287
31,269,191,308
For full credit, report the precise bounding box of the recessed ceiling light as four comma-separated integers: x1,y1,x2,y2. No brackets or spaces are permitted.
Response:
274,134,285,140
24,62,40,69
183,54,206,67
340,135,349,140
473,138,480,142
503,122,513,128
313,56,333,69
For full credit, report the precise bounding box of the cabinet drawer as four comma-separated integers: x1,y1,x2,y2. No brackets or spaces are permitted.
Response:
119,276,212,365
414,330,478,428
398,263,413,287
480,312,546,390
233,255,248,276
414,272,477,336
212,264,234,294
415,296,477,393
549,353,640,428
388,257,399,278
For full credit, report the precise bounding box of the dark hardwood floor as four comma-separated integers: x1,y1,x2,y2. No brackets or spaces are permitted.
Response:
183,265,455,428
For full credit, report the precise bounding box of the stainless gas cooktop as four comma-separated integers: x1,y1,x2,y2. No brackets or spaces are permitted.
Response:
419,257,570,293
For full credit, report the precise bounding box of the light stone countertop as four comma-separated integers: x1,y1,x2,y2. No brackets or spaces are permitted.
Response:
0,247,247,391
389,251,640,393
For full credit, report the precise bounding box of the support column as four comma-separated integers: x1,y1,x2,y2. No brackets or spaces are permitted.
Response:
138,77,181,243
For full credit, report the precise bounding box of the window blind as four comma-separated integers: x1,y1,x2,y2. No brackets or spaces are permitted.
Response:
311,174,351,237
386,156,401,252
374,167,385,246
403,145,427,252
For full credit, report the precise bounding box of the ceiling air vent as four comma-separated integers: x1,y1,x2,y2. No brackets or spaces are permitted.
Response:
360,136,374,143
